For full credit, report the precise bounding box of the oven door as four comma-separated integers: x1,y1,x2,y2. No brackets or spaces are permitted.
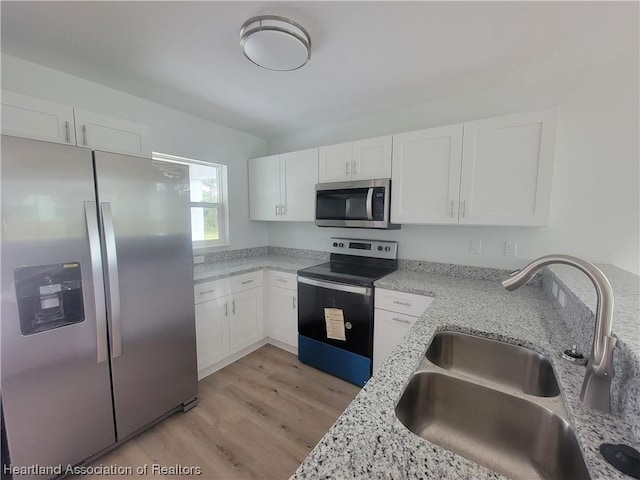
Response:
297,276,374,386
297,276,373,357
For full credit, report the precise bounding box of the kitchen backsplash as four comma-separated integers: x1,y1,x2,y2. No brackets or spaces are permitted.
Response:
201,246,268,263
541,266,640,440
397,259,528,284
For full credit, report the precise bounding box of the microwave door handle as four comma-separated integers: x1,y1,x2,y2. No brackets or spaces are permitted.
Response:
366,188,374,220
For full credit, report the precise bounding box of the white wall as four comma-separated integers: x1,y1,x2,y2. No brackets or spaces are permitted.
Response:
1,54,269,251
267,58,640,274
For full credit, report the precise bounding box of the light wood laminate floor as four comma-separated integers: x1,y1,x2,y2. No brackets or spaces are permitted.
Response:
75,344,360,480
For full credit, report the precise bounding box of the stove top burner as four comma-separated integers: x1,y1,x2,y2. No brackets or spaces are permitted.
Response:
298,237,399,287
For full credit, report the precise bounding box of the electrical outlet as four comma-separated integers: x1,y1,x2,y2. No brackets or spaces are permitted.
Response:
470,239,482,255
558,289,566,308
505,240,518,257
193,255,205,264
551,281,558,297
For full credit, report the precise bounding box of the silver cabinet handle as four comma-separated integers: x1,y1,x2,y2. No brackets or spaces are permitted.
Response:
241,279,253,285
281,204,286,215
276,278,287,283
65,121,71,143
101,202,122,359
275,204,279,216
393,300,412,307
292,296,296,310
352,160,358,175
345,161,350,176
461,200,467,218
82,125,88,145
392,317,411,325
232,300,236,314
224,302,228,317
199,289,216,295
84,201,108,364
451,200,455,218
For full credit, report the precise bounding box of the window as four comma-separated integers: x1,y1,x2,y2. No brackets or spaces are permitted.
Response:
152,152,229,248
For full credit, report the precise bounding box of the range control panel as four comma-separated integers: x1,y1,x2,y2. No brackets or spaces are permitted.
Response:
329,237,398,260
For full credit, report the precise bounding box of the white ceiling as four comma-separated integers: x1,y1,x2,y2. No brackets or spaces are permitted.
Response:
1,1,637,139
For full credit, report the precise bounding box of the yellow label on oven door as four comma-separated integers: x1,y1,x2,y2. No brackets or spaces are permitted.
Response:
324,308,346,341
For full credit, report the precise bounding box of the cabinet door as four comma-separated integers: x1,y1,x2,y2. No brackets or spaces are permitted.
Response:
352,135,392,180
459,109,557,226
248,155,281,221
74,108,152,157
1,90,76,145
318,142,352,183
229,287,264,354
373,309,416,373
281,148,318,221
391,125,463,224
195,297,230,373
267,286,298,347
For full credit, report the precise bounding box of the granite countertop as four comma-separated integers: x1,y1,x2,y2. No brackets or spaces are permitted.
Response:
293,270,640,479
193,254,321,284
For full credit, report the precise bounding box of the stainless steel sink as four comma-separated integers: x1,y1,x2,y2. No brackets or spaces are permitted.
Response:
425,331,560,397
395,372,590,480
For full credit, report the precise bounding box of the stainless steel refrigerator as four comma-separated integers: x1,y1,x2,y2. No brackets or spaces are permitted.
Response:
1,135,198,479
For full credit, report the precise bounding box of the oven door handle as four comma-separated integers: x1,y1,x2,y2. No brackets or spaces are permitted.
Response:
366,188,374,220
298,276,372,296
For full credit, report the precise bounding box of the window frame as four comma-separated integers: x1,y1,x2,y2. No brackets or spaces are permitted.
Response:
152,152,230,250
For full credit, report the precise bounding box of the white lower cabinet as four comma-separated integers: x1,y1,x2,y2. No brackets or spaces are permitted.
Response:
195,296,229,370
194,271,263,378
373,289,434,373
229,287,264,354
266,271,298,349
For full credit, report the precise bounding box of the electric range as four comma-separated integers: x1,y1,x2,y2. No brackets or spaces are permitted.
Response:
297,238,398,386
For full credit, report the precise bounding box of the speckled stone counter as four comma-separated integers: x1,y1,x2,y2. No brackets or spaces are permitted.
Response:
293,270,640,480
193,254,320,284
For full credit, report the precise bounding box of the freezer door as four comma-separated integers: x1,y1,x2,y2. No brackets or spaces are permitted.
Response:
93,151,197,440
0,136,115,478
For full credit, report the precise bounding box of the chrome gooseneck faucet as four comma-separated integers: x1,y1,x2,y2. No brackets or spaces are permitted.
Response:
502,254,616,413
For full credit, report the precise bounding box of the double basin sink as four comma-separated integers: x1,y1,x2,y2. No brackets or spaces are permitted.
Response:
395,331,590,479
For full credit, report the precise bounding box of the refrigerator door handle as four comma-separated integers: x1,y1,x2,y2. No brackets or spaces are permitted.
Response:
84,201,109,364
101,202,122,358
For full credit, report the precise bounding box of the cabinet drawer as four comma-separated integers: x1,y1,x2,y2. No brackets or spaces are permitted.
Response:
194,278,227,304
268,270,297,291
375,288,434,317
229,271,263,295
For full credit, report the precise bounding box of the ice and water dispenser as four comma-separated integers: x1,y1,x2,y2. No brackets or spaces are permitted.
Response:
14,263,85,335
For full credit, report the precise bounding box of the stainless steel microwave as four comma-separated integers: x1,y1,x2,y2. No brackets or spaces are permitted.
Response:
315,178,400,229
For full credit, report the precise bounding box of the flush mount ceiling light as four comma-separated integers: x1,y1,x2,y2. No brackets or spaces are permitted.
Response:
240,15,311,71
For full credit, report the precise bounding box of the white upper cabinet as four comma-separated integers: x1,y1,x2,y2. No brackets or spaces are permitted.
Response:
249,154,281,221
1,91,152,157
391,124,463,224
459,109,557,226
390,109,557,226
1,90,75,145
248,148,318,222
318,142,352,182
318,135,392,183
280,148,318,221
352,135,392,180
74,108,152,158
